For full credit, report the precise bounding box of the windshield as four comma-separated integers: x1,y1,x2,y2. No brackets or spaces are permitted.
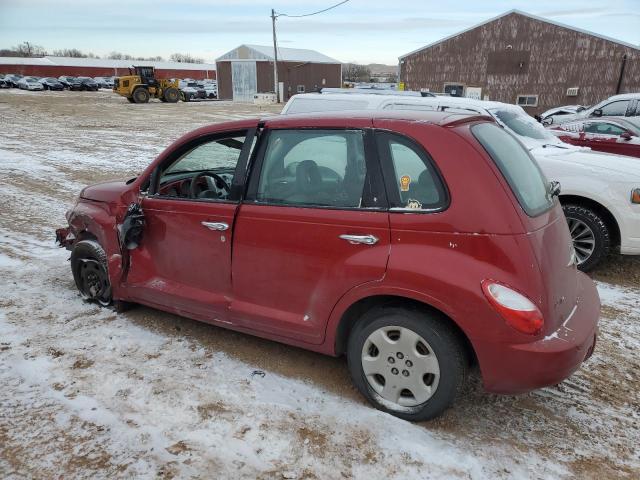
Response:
491,108,558,142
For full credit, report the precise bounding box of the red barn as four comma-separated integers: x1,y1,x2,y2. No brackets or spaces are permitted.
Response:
399,10,640,115
0,56,216,80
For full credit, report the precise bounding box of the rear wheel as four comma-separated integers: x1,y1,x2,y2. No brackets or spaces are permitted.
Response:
163,87,179,103
132,87,150,104
347,306,467,421
127,97,135,103
71,240,112,307
562,204,610,272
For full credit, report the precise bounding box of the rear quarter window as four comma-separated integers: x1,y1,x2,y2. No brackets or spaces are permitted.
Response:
472,123,553,217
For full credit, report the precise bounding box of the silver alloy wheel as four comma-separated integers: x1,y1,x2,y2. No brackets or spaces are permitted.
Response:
567,217,596,265
361,326,440,407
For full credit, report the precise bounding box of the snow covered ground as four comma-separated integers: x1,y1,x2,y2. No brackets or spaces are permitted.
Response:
1,90,639,479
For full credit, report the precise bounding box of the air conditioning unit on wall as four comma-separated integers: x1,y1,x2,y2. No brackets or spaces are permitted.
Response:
566,87,579,97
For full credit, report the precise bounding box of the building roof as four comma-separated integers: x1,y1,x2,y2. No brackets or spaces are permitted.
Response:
0,56,216,71
216,44,340,64
399,9,640,60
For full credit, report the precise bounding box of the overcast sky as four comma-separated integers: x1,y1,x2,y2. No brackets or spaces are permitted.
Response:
1,0,639,64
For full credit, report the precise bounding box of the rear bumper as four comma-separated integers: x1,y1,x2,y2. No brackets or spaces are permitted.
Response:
479,272,600,394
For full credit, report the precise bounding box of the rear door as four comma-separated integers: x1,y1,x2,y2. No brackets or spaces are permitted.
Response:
231,126,390,344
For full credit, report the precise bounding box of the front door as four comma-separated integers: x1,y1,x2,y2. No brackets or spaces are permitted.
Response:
126,129,255,321
583,121,637,156
231,127,390,345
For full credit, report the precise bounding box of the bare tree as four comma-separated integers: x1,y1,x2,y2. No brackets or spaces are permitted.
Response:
53,48,87,58
169,53,204,64
342,63,371,82
5,41,48,57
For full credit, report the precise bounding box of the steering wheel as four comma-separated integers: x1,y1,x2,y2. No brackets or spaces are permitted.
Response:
189,171,230,199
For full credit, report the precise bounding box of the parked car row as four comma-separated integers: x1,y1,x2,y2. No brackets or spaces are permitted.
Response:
176,79,218,101
0,73,109,91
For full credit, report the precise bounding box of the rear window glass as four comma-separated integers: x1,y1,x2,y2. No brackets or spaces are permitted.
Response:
472,123,552,216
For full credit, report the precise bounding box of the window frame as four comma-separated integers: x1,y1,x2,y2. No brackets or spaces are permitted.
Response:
516,95,538,107
598,99,631,117
296,84,305,93
471,123,553,218
584,121,627,136
147,128,256,204
374,129,450,214
244,127,388,211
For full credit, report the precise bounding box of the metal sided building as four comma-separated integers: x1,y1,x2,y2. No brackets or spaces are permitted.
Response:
398,10,640,115
216,44,342,102
0,56,216,80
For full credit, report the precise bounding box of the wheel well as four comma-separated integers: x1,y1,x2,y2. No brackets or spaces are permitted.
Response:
559,195,620,247
76,230,98,243
334,295,477,365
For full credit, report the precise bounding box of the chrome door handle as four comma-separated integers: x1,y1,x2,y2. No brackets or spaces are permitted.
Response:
339,234,379,245
201,221,229,231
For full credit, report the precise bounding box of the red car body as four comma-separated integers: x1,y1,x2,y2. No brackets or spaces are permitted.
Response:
550,117,640,158
57,111,599,398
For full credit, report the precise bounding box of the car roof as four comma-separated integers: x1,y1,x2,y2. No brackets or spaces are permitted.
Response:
263,108,493,128
283,92,521,115
600,93,640,102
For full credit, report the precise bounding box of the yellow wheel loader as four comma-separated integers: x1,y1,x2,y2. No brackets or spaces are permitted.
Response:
113,66,180,104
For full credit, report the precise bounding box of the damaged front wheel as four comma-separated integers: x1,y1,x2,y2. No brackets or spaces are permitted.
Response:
71,240,112,307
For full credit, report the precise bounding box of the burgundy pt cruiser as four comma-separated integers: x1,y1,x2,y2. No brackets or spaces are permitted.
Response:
57,110,600,420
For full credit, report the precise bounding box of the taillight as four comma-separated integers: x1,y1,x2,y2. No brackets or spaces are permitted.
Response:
481,280,544,335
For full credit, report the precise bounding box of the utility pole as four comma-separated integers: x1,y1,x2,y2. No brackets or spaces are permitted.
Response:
271,9,280,103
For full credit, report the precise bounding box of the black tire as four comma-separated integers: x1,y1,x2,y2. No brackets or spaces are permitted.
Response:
347,305,467,421
127,97,135,103
562,204,610,272
70,240,112,307
163,87,179,103
132,87,150,104
181,91,191,102
159,97,167,103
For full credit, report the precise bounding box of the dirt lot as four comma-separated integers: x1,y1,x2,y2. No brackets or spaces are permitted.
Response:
1,90,639,479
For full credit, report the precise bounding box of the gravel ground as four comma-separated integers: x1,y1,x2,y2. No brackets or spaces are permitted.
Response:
0,90,639,479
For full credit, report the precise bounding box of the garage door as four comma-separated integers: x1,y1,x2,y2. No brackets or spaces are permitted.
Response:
231,61,257,103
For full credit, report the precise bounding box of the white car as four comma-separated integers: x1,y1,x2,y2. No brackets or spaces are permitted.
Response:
538,105,586,125
549,93,640,125
202,83,217,99
17,77,44,91
282,93,640,271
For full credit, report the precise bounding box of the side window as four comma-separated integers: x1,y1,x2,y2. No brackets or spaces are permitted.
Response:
156,134,247,200
585,123,626,135
599,100,629,116
376,131,448,211
254,129,368,208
